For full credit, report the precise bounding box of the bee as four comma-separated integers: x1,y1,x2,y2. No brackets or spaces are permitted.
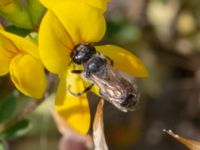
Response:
69,43,139,112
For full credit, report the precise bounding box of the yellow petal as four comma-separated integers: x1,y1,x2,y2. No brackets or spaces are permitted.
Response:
0,30,39,59
96,45,148,77
0,30,40,76
0,33,18,75
55,67,90,134
51,1,106,45
9,54,47,99
0,47,12,76
39,10,73,74
39,0,109,12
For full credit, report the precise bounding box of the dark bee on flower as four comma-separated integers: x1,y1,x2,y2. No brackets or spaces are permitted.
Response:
69,43,139,112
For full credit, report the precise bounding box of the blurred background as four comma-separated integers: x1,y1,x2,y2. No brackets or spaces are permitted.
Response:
1,0,200,149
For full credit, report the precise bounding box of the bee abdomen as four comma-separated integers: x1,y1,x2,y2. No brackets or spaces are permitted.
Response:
120,93,137,108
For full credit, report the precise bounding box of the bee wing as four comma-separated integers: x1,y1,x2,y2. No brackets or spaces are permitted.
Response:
105,64,138,90
88,63,140,112
89,64,138,102
90,64,128,93
118,70,138,89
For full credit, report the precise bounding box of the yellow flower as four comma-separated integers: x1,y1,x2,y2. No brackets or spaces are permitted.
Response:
39,0,110,13
39,1,148,134
0,29,47,99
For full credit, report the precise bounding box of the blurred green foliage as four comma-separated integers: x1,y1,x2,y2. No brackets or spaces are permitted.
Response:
0,92,32,142
0,0,45,30
0,119,32,140
5,25,30,36
0,93,16,123
106,19,141,44
26,0,45,29
0,143,4,150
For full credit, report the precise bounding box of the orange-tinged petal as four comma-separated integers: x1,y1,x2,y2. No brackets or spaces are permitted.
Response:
39,0,109,12
39,10,73,74
9,54,47,99
0,31,39,59
96,45,148,77
51,1,106,45
55,67,90,134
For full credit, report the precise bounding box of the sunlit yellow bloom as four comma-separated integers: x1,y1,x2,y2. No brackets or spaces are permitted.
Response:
55,66,90,133
39,1,148,134
39,0,110,13
0,29,47,99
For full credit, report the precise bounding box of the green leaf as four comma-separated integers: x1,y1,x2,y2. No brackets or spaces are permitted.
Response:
0,3,33,29
5,26,30,37
0,119,32,140
0,143,4,150
27,0,45,28
0,94,17,123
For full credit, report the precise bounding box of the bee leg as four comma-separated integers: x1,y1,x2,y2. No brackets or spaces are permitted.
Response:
105,56,114,66
68,83,94,96
71,70,83,74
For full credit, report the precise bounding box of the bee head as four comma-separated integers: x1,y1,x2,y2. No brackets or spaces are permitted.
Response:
71,43,96,64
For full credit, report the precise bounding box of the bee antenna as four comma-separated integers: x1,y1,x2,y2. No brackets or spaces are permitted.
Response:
69,51,76,66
